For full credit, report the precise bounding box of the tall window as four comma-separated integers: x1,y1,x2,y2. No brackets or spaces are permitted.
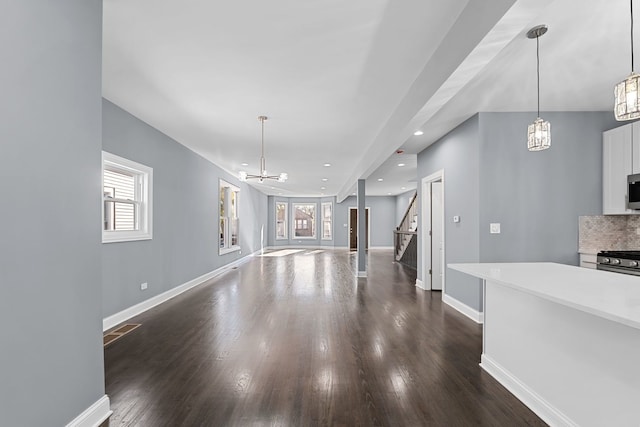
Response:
219,180,240,254
321,202,332,240
276,202,288,240
102,152,153,243
293,203,316,238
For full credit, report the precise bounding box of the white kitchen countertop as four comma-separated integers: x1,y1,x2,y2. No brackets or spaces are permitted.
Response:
449,262,640,330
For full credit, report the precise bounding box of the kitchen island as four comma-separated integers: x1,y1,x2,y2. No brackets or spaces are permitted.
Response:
449,262,640,427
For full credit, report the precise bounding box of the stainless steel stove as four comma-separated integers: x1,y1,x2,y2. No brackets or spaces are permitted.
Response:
596,251,640,276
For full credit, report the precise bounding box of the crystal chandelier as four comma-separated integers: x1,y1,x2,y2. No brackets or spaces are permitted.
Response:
239,116,288,183
615,0,640,120
526,25,551,152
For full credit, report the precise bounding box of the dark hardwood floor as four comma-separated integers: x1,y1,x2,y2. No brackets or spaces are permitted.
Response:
104,249,546,426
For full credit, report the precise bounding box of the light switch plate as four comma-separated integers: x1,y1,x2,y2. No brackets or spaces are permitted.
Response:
453,215,460,223
490,223,501,234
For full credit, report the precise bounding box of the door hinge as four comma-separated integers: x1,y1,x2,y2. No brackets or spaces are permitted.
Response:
429,230,432,236
429,269,432,275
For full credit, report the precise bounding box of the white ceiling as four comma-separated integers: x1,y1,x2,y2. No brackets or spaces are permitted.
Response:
103,0,632,199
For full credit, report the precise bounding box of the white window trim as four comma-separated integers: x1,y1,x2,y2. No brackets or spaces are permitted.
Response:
102,151,153,244
219,179,241,255
321,201,333,240
275,201,288,240
292,203,317,239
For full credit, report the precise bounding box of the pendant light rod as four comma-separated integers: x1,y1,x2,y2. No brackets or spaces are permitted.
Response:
632,0,635,72
537,33,540,118
259,115,267,175
527,25,548,118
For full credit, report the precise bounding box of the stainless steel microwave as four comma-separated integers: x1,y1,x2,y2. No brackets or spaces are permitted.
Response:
629,173,640,209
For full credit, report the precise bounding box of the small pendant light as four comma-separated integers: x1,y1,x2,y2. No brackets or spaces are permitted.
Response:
527,25,551,151
615,0,640,120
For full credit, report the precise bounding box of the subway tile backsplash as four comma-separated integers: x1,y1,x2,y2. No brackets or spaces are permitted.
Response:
579,215,640,253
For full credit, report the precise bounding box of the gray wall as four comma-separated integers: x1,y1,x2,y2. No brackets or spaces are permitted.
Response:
478,112,616,265
395,189,416,226
417,111,618,312
0,1,105,426
268,195,396,247
102,100,268,318
417,115,482,310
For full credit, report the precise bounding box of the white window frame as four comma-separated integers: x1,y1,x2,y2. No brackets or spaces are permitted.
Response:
219,179,241,255
292,203,316,239
275,201,288,240
102,152,153,243
321,201,333,240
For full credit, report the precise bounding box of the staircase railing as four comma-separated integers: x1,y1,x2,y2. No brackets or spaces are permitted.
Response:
397,192,417,234
394,191,418,267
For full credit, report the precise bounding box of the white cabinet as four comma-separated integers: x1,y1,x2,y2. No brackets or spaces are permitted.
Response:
603,122,640,214
579,253,597,269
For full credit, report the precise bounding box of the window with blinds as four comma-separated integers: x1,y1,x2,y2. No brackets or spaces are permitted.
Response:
103,168,137,231
102,152,153,243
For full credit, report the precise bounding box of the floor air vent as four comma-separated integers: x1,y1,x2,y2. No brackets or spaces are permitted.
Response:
103,323,141,347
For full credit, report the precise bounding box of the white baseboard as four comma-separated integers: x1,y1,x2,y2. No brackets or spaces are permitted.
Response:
103,251,258,331
415,278,427,290
480,355,577,427
442,293,484,324
370,246,394,250
66,395,111,427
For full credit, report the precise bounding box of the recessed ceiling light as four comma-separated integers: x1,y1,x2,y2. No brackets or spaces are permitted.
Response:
321,186,326,190
414,130,424,136
241,162,249,166
387,192,392,195
401,187,406,190
323,163,331,167
322,178,328,182
352,192,356,195
397,163,405,167
377,178,383,182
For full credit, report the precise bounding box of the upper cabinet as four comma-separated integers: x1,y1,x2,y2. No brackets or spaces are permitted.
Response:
603,122,640,214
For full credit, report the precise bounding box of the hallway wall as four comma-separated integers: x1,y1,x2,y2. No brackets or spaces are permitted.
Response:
0,1,105,425
102,100,268,318
417,111,618,313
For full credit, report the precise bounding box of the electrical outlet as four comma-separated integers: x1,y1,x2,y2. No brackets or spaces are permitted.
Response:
140,282,148,290
490,223,501,234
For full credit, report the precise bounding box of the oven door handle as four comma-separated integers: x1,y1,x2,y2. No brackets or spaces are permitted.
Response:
597,264,640,276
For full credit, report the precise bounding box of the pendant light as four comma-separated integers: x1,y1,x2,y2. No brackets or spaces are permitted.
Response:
239,116,288,183
615,0,640,120
527,25,551,151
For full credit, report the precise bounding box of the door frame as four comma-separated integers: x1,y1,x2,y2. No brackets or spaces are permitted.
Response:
348,207,370,250
420,170,445,292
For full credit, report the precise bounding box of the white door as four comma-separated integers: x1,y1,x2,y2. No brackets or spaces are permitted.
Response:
431,182,443,290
